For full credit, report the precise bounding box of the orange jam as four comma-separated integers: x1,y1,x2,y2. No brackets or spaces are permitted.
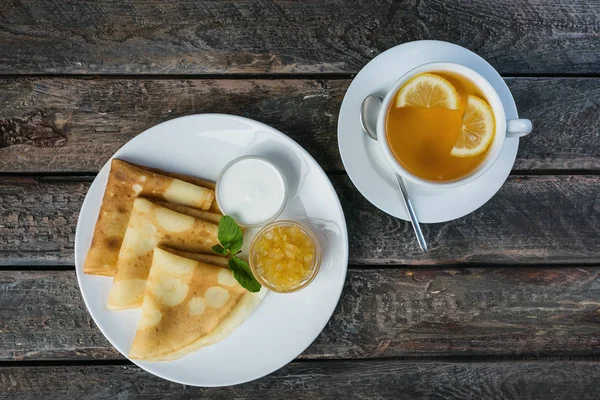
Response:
250,222,320,292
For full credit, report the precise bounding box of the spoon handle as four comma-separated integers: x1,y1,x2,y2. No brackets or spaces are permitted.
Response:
395,174,428,252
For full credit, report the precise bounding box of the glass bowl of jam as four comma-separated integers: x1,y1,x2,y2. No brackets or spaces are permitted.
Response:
249,220,321,293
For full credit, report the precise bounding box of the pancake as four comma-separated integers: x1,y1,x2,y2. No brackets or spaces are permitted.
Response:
152,200,222,225
84,159,215,277
160,247,230,268
129,248,267,361
129,162,220,214
107,198,222,310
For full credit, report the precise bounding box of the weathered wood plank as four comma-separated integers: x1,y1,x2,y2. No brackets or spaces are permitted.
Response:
2,268,600,361
509,78,600,171
2,361,599,399
341,175,600,265
1,0,599,75
0,79,345,173
0,175,598,266
0,270,113,361
0,78,599,173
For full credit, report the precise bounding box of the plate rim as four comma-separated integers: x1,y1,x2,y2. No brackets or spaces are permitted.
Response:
74,113,349,386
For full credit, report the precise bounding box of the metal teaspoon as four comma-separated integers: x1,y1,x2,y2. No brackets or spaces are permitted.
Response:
360,95,428,252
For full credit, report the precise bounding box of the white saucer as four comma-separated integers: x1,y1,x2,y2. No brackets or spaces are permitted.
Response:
338,40,520,223
75,114,348,386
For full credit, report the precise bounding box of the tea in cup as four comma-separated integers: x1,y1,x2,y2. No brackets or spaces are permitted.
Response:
363,62,532,188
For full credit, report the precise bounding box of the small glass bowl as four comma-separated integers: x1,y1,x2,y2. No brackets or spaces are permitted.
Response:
215,155,288,228
249,220,321,293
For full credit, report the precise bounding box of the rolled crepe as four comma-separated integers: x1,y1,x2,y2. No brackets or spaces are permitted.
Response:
107,198,222,310
152,200,222,225
128,162,220,214
84,159,215,276
129,248,266,361
160,247,230,268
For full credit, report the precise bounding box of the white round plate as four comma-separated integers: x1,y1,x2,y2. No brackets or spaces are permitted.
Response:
75,114,348,387
338,40,520,223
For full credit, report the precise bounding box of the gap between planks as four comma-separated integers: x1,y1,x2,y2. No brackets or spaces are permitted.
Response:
1,73,600,80
1,264,600,271
2,354,600,369
0,171,599,181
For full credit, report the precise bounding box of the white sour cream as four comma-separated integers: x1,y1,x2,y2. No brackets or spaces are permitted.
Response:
216,156,287,227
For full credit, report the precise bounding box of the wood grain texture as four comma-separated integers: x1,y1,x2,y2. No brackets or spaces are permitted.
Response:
0,78,599,173
0,79,345,173
508,78,600,171
0,175,598,266
1,0,599,75
341,174,600,265
2,268,600,361
0,177,82,266
2,361,600,399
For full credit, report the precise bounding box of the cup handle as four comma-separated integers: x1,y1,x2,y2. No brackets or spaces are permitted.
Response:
506,119,533,138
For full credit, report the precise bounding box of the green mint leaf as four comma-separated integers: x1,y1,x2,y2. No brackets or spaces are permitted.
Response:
229,256,261,293
218,215,243,252
211,244,228,256
229,240,243,255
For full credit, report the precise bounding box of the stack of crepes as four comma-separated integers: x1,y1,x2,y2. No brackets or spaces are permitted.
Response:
84,159,266,361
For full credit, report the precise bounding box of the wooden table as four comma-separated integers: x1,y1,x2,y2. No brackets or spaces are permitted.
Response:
1,1,599,398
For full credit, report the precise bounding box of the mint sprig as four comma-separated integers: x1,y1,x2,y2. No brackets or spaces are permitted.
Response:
212,216,261,293
229,257,261,293
211,243,228,256
217,216,243,254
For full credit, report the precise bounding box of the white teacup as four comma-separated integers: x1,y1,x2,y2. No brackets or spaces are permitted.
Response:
362,62,532,189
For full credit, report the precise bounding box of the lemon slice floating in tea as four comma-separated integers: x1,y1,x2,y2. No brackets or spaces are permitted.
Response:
396,73,460,110
450,95,495,157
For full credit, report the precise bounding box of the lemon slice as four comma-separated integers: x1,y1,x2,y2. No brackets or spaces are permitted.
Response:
451,95,495,157
396,73,460,110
